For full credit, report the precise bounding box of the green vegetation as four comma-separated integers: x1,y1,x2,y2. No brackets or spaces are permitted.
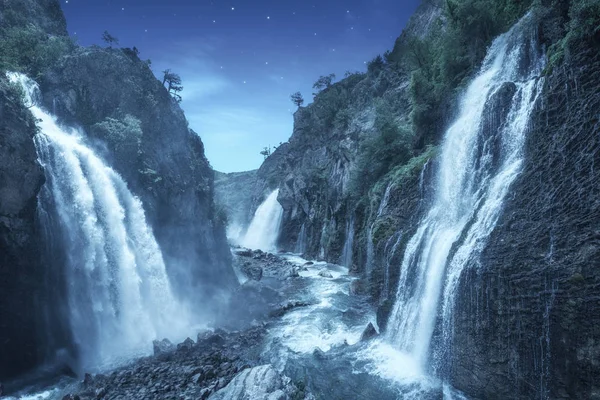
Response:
0,23,74,77
545,0,600,70
101,30,119,46
162,69,184,103
290,91,304,107
391,0,532,144
350,100,413,197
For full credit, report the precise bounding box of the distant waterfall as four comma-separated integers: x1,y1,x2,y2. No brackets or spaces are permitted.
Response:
242,189,283,252
386,15,545,372
10,73,189,371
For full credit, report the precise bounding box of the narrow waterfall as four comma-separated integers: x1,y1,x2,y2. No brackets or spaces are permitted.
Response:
242,189,283,252
340,216,355,268
366,183,393,275
386,15,545,372
10,73,189,371
295,223,306,254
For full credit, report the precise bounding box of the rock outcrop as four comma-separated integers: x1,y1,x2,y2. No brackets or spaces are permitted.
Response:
0,77,46,380
448,48,600,399
39,46,236,302
0,0,235,381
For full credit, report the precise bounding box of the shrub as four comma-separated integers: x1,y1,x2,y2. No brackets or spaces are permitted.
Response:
0,24,74,77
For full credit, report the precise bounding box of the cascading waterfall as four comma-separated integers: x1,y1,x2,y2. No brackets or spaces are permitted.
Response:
242,189,283,252
295,223,307,254
381,231,403,304
10,73,189,371
340,216,355,268
386,15,545,373
366,183,393,275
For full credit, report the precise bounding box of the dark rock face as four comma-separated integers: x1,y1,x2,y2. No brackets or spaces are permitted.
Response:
448,50,600,399
0,78,46,380
0,0,235,382
360,322,378,342
39,46,236,302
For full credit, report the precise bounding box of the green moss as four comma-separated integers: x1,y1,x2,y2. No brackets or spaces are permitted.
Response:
569,272,585,284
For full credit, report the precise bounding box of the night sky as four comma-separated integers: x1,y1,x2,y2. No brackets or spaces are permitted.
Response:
61,0,421,172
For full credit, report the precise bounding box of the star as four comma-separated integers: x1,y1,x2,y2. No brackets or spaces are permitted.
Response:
231,7,235,11
265,61,269,65
267,16,270,20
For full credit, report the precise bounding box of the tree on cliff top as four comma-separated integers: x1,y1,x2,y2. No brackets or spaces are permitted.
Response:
162,69,183,103
312,73,336,94
290,92,304,107
102,30,119,47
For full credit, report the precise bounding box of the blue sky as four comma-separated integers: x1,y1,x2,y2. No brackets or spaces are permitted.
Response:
61,0,421,172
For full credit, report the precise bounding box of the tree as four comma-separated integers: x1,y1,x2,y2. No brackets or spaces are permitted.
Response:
162,69,183,102
312,73,336,94
367,54,385,74
102,31,119,46
290,92,304,107
260,146,271,159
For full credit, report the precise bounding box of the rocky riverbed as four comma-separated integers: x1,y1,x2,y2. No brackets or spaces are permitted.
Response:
3,250,372,400
6,250,473,400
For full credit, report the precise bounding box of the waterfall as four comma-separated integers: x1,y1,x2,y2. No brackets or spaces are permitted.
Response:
9,73,189,371
242,189,283,252
386,15,545,373
340,216,355,268
295,223,306,254
381,231,403,304
366,184,393,275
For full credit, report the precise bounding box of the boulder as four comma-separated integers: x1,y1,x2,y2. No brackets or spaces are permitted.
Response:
242,264,263,281
318,269,333,278
209,365,296,400
152,338,174,355
360,322,379,342
177,337,195,352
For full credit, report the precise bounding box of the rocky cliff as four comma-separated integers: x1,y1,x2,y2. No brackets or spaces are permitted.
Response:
449,45,600,399
0,0,235,381
0,76,46,381
227,0,600,398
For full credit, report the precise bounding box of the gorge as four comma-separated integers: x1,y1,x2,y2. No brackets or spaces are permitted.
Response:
1,0,599,399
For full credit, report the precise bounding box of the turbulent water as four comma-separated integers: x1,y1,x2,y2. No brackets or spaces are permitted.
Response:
384,13,545,377
10,73,189,372
242,189,283,252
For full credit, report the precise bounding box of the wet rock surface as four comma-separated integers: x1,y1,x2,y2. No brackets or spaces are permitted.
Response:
64,327,270,400
449,50,600,399
233,248,301,282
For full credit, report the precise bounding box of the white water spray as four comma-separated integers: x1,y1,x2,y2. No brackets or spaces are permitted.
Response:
10,73,189,371
242,189,283,252
386,16,545,373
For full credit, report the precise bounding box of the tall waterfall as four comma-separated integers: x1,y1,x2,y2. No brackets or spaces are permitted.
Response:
242,189,283,252
10,73,189,371
386,16,545,372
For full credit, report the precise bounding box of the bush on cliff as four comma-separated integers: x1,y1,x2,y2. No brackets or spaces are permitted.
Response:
350,100,412,197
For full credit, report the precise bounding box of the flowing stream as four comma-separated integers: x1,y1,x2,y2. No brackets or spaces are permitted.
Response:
9,73,190,373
